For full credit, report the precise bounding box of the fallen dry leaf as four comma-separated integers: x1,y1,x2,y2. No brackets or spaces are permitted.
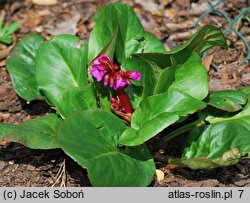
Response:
135,0,164,16
0,59,6,67
202,54,214,71
46,13,81,35
175,0,190,8
23,10,42,29
32,0,58,5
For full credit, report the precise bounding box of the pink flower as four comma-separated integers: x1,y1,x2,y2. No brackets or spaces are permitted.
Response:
90,55,111,81
123,71,141,81
90,55,141,90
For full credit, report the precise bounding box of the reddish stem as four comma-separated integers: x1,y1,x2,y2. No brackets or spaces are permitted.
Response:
115,88,133,114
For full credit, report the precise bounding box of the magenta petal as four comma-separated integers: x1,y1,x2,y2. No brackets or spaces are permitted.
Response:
90,67,106,81
93,55,111,66
130,71,141,81
104,81,108,86
113,77,128,90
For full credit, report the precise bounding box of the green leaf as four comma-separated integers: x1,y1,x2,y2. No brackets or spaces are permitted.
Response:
88,4,118,63
55,85,98,118
240,86,250,114
206,90,248,112
114,2,145,63
36,35,88,105
154,68,174,94
58,110,155,186
0,36,12,44
121,56,156,108
2,21,20,36
136,25,227,69
176,120,250,169
169,51,208,100
0,114,61,149
93,81,111,112
175,92,250,169
0,124,16,138
118,91,206,146
241,85,250,95
153,51,209,98
6,35,44,101
141,32,166,54
88,3,165,65
0,21,20,44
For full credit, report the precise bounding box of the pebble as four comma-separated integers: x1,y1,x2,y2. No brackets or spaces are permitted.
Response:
154,169,165,182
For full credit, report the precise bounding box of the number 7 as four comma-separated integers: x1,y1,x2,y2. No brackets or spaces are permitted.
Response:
238,190,244,198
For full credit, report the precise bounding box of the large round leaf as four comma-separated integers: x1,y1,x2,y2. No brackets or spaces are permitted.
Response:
58,110,155,186
118,91,206,146
55,85,98,118
0,114,62,149
36,34,88,105
176,120,250,169
6,34,44,101
174,94,250,169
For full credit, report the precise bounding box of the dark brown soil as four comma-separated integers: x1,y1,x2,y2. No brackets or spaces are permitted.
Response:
0,0,250,187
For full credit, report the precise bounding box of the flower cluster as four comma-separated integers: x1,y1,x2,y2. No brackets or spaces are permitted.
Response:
111,98,125,113
90,55,141,90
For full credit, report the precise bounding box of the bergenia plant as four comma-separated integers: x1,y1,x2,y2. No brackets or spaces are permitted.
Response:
1,2,250,186
91,54,141,115
0,17,19,44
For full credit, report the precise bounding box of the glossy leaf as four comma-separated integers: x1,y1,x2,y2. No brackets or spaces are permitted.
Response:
58,110,155,186
0,21,20,44
1,22,20,36
118,91,206,146
175,90,250,169
36,35,88,105
0,114,61,149
88,4,118,63
176,120,250,169
159,51,209,100
141,32,166,54
206,90,247,112
55,85,98,118
136,25,227,69
6,34,44,101
114,2,145,63
121,56,156,108
153,68,175,94
88,2,166,65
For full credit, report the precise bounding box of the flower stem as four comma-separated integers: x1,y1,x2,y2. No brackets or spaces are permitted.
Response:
161,118,206,142
115,88,133,114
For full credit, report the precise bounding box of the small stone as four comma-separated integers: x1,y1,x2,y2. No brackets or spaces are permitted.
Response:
201,179,219,187
8,160,14,165
154,169,165,182
233,175,248,187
